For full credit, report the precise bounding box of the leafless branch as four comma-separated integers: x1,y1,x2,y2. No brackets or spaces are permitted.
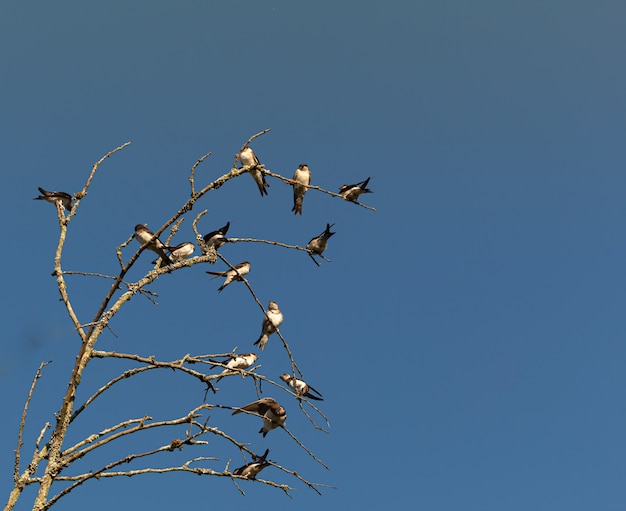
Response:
189,151,212,197
216,253,303,377
14,361,51,483
90,351,216,394
264,169,376,211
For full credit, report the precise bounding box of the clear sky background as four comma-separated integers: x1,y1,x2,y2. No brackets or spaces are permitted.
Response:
2,1,626,509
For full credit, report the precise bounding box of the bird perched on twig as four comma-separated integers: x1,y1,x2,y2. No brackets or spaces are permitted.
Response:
209,352,258,382
280,374,324,401
339,177,373,202
134,224,172,266
166,241,195,262
254,301,283,350
152,241,195,265
232,397,286,437
33,187,73,211
233,449,271,479
206,261,251,292
239,146,269,196
203,221,230,249
291,164,311,215
305,223,335,266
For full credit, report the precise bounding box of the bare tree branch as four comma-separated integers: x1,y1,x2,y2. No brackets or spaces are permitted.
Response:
263,169,376,211
14,361,51,483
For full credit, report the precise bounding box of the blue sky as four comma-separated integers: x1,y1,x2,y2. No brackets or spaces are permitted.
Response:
2,1,626,509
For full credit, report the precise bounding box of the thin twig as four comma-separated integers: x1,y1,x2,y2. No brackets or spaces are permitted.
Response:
263,169,376,211
189,151,212,197
14,361,51,483
216,253,303,377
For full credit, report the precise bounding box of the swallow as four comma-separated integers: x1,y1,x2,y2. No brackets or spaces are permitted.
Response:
167,241,195,261
232,397,286,437
209,352,258,382
134,224,173,266
305,223,335,265
239,146,269,196
253,301,283,350
202,221,230,249
205,261,251,292
33,187,73,211
291,164,311,215
233,449,270,479
280,374,324,401
338,177,373,202
151,241,195,265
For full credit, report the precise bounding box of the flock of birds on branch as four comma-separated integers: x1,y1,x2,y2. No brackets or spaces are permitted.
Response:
34,143,373,479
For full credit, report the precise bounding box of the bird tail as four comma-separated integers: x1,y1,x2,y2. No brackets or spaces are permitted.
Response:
305,393,324,401
253,334,268,350
292,197,303,215
156,249,173,267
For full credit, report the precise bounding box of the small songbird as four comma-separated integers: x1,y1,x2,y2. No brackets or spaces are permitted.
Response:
232,397,286,437
280,374,324,401
134,224,173,266
233,449,271,479
338,177,373,202
33,187,73,211
209,352,258,382
305,223,335,265
254,301,283,350
203,222,230,249
291,164,311,215
206,261,251,292
239,146,269,196
166,241,195,262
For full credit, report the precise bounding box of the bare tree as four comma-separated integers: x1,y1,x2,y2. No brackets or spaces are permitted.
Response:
5,130,374,510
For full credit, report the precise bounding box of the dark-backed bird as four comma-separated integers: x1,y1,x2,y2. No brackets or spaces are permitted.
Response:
280,374,324,401
233,449,271,479
33,187,72,211
203,222,230,249
305,223,335,265
339,177,373,202
167,241,195,261
134,224,172,266
232,397,286,437
239,146,269,196
254,301,283,350
206,261,251,292
152,241,195,265
291,164,311,215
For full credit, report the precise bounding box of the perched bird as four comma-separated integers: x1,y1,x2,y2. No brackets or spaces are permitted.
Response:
203,222,230,249
33,187,73,211
339,177,373,202
233,449,271,479
152,241,195,265
305,223,335,265
166,241,195,262
232,397,286,437
291,164,311,215
239,146,269,196
209,352,258,382
206,261,251,292
280,374,324,401
134,224,172,266
254,301,283,350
